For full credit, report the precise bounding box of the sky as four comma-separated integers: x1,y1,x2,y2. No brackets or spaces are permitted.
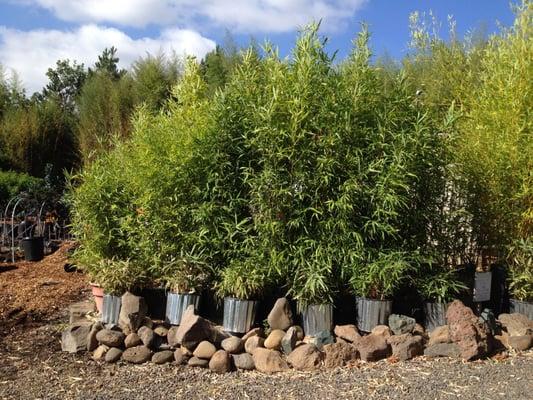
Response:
0,0,517,94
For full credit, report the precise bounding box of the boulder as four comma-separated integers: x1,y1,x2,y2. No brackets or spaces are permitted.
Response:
174,349,187,364
152,350,174,364
137,326,156,348
119,292,147,332
221,336,243,354
188,356,209,368
287,343,323,371
323,342,358,368
193,341,217,359
498,313,533,337
252,348,288,373
388,314,416,335
371,325,392,339
96,329,125,348
92,344,109,360
242,327,264,342
86,323,103,352
105,347,123,363
387,334,424,361
209,350,232,373
245,336,265,354
267,298,293,330
281,327,298,355
508,335,533,351
428,325,450,346
154,325,169,337
264,329,285,350
122,346,152,364
357,334,391,361
424,343,461,358
309,330,335,350
69,301,95,324
125,332,142,348
334,325,360,343
446,300,490,360
61,324,92,353
232,353,255,370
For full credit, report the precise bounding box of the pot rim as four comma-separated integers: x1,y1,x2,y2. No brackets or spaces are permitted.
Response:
224,296,259,303
356,296,393,303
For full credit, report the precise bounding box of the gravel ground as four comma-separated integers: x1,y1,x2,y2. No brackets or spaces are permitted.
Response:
1,321,532,400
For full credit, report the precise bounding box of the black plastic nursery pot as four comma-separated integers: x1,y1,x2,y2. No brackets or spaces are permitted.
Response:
101,294,122,324
423,301,447,332
140,287,167,320
356,296,392,333
300,303,333,336
21,236,44,262
165,292,201,325
474,271,492,303
510,298,533,320
223,297,258,334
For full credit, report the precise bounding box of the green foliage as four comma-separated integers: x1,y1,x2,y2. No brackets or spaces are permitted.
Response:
413,264,467,303
507,238,533,301
89,47,126,80
0,170,42,207
41,59,86,112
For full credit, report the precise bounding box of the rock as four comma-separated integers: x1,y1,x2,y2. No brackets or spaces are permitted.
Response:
221,336,243,354
508,335,533,351
267,298,293,330
167,305,228,348
124,332,142,348
357,334,391,361
424,343,461,358
105,347,122,363
119,292,147,332
413,323,426,337
152,350,174,364
174,349,187,364
446,300,490,360
181,346,193,356
245,336,265,354
264,329,285,350
157,341,172,351
154,325,169,337
493,332,510,350
242,327,263,342
293,325,305,341
61,324,92,353
310,330,335,350
334,325,361,343
188,356,209,368
323,342,358,368
122,346,152,364
96,329,125,348
209,350,232,373
428,325,450,346
69,301,95,324
287,343,323,371
232,353,255,370
137,326,156,348
388,314,416,335
371,325,392,339
498,313,533,337
252,348,288,373
193,341,217,359
92,344,109,360
142,317,153,330
86,324,103,352
387,334,424,361
281,327,298,355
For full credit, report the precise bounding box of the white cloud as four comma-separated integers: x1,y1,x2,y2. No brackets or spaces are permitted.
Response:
0,24,216,94
20,0,368,32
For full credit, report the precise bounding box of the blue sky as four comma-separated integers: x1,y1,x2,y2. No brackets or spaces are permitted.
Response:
0,1,516,94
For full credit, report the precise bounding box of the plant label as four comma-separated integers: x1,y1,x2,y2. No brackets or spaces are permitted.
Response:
473,272,492,302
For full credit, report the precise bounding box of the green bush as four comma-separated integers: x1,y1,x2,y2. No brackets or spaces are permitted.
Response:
0,170,42,207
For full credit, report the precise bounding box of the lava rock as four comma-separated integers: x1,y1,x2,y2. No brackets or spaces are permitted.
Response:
281,327,298,354
152,350,174,364
424,343,461,358
357,334,391,361
428,325,450,346
252,348,288,373
245,336,265,354
105,347,123,363
323,342,358,368
232,353,255,370
267,298,293,331
96,329,125,348
209,350,232,373
193,341,217,359
264,329,285,350
388,314,416,335
122,346,152,364
61,323,92,353
334,324,361,343
387,334,424,361
287,343,323,371
119,292,147,332
371,325,392,339
221,336,243,354
137,326,156,348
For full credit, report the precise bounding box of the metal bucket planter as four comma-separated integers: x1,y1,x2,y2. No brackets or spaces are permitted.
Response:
301,303,333,336
21,236,44,261
356,296,392,332
223,297,258,334
424,301,447,332
473,271,492,303
101,294,121,324
166,292,201,325
510,299,533,320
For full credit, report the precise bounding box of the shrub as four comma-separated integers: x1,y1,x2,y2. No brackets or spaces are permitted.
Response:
0,170,42,207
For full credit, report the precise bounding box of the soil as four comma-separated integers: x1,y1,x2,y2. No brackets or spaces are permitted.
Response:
0,244,532,400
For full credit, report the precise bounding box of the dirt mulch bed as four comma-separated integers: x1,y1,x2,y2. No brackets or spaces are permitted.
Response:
0,241,89,334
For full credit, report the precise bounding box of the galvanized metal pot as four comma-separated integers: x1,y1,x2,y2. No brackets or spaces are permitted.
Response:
510,298,533,320
166,292,201,325
356,296,392,332
101,294,121,324
301,303,333,336
424,301,447,332
223,297,258,334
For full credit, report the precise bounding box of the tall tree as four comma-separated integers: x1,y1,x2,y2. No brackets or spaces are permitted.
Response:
42,59,86,112
90,46,126,80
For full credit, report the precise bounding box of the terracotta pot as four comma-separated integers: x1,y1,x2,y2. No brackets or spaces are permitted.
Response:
90,283,104,313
